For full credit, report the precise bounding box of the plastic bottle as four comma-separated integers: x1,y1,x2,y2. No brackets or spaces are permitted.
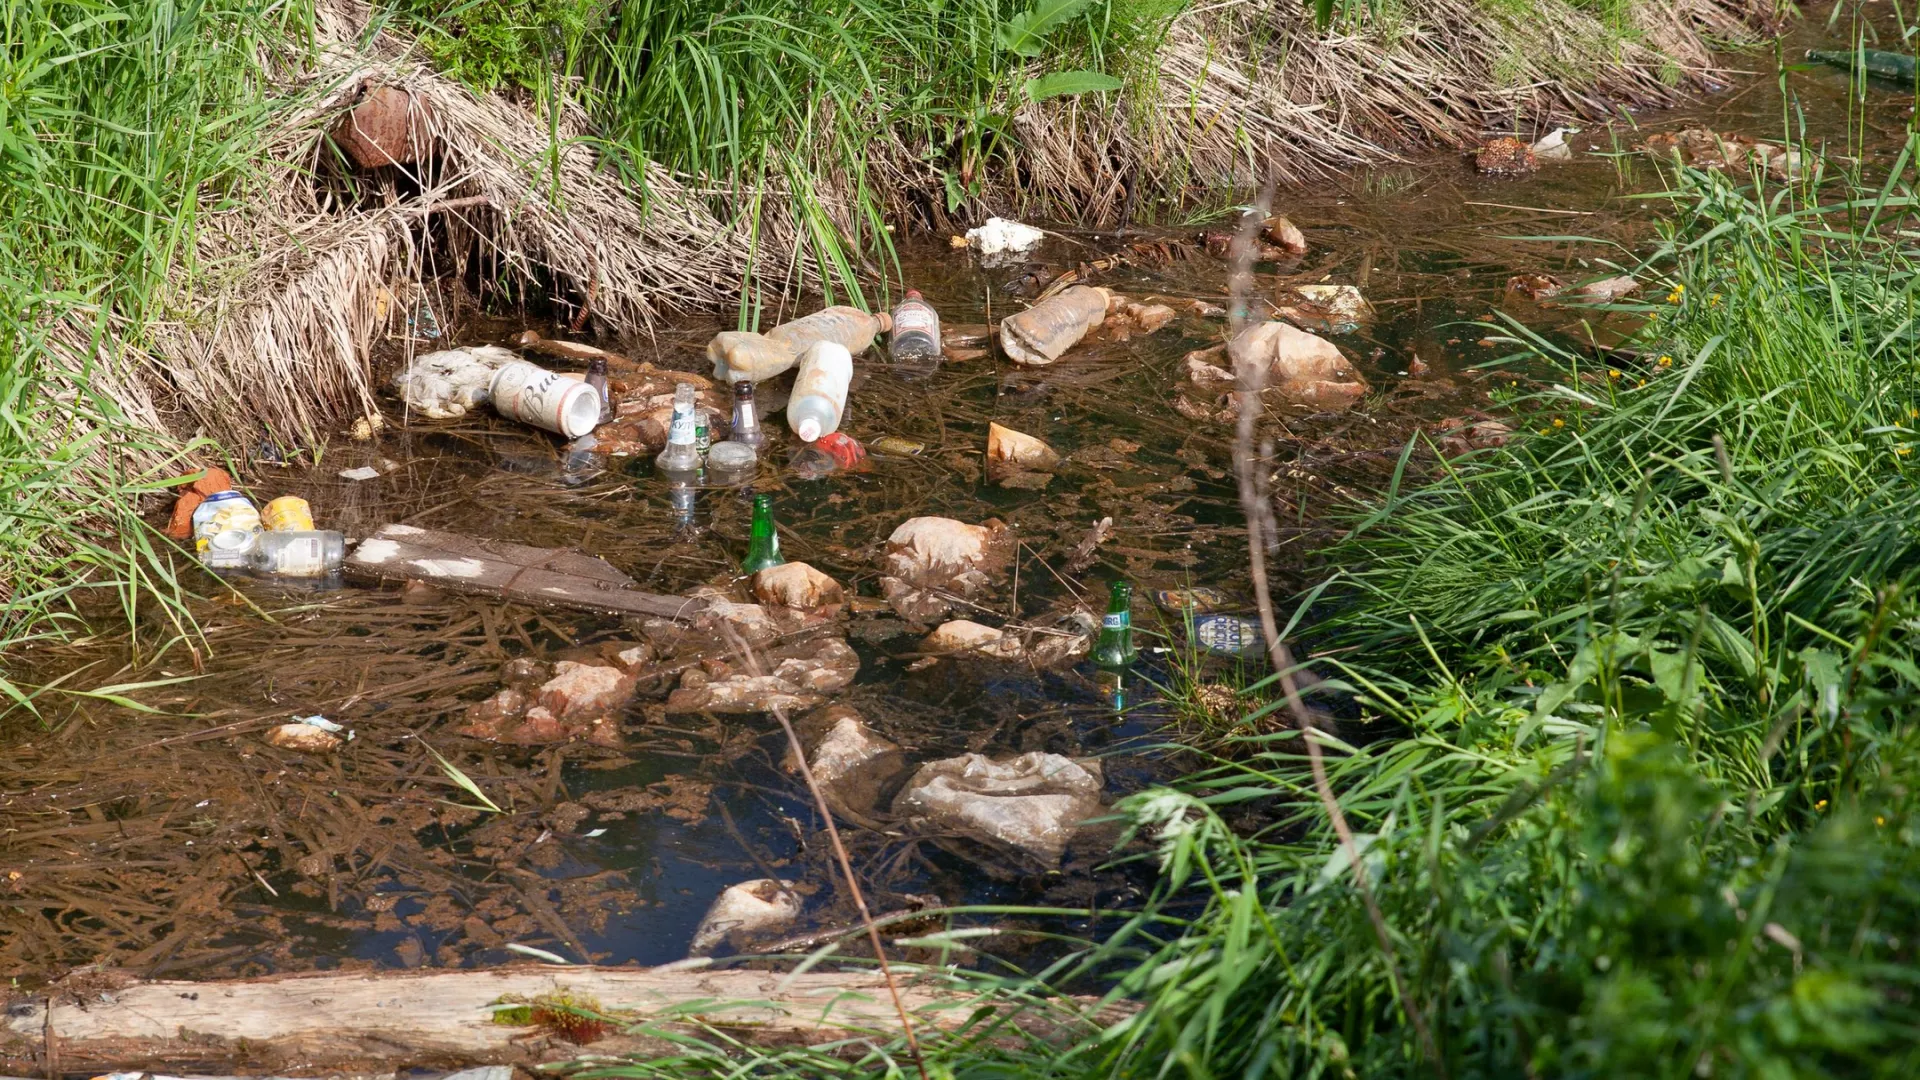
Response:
1090,580,1137,668
585,357,611,423
889,290,942,369
999,285,1111,367
708,307,890,383
655,384,702,476
741,494,785,574
787,340,853,442
766,306,889,362
730,380,764,450
248,530,346,577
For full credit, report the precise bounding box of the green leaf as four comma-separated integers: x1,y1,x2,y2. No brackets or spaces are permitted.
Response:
997,0,1095,58
1024,70,1123,101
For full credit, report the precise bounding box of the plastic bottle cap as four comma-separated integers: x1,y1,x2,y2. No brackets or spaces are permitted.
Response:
797,418,822,442
905,289,922,299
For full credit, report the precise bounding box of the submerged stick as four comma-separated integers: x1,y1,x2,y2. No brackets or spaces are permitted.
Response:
1229,183,1445,1078
719,625,930,1080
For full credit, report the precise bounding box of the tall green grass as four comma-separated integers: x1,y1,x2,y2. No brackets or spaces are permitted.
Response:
0,0,306,678
1078,163,1920,1076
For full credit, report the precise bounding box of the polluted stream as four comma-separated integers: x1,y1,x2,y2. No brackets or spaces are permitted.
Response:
0,32,1904,983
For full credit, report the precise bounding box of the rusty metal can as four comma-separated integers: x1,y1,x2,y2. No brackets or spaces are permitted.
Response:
261,496,315,532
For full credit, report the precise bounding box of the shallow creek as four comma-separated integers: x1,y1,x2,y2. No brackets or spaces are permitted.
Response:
0,27,1904,981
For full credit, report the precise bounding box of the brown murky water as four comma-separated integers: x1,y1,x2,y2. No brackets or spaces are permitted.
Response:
2,22,1906,981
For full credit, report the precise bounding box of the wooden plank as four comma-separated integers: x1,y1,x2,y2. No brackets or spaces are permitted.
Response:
345,524,697,620
0,966,988,1074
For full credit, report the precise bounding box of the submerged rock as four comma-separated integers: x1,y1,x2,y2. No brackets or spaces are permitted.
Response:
537,661,637,721
986,422,1061,485
1261,214,1308,255
1272,284,1373,335
879,516,1012,622
925,619,1026,660
892,752,1106,871
795,705,907,822
752,562,846,612
665,636,859,714
265,723,341,754
689,879,803,955
1473,136,1538,177
1225,321,1369,410
1570,275,1639,302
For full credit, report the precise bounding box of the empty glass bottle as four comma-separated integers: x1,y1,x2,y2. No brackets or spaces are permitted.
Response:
741,494,785,574
585,356,611,423
889,289,942,370
730,380,764,450
1090,580,1137,668
655,383,701,476
668,478,701,542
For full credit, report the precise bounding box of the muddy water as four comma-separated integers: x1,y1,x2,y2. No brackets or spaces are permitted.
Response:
1,24,1906,981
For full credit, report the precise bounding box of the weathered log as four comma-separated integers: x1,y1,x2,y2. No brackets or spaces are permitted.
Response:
0,965,972,1074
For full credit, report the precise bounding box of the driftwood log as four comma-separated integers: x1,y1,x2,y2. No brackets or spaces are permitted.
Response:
0,965,979,1075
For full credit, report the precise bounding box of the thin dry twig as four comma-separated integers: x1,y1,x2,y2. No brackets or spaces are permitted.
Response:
718,625,929,1080
1228,183,1445,1078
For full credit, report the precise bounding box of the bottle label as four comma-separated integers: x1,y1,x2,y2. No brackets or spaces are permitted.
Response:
275,538,326,576
893,305,936,334
695,417,710,451
668,408,695,444
1102,612,1130,631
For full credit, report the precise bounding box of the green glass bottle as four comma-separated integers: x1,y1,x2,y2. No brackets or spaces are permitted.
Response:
1090,580,1136,667
741,494,785,574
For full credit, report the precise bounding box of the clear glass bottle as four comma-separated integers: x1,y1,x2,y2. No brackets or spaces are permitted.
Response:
889,289,942,368
668,478,701,542
730,381,764,450
1090,580,1137,668
248,530,346,577
585,356,611,423
655,383,701,476
740,494,785,574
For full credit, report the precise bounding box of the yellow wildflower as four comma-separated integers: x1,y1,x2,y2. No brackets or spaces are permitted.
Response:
1816,799,1828,811
1636,378,1647,387
1899,447,1912,457
1552,418,1565,428
1658,355,1674,367
1877,816,1888,827
1537,427,1551,435
1608,369,1622,380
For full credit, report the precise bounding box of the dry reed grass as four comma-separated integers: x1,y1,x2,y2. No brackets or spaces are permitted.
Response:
38,0,1772,460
